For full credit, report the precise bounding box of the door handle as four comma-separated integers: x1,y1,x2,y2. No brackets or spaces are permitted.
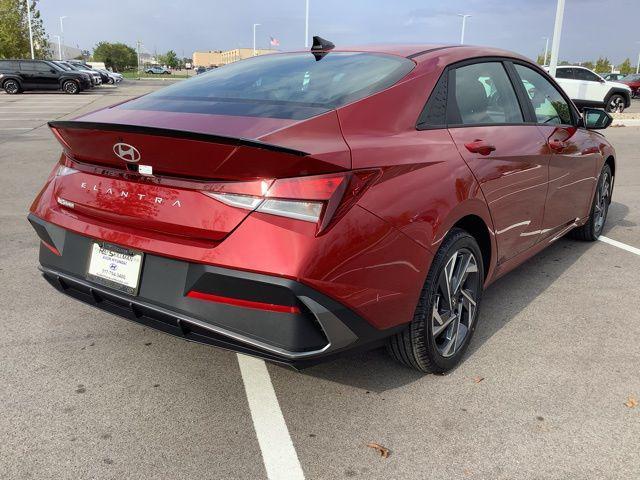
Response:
464,139,496,156
548,139,567,152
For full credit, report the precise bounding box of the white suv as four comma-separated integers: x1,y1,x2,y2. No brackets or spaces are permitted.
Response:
548,66,631,112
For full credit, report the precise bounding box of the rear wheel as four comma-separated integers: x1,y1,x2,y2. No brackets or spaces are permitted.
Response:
387,228,484,373
570,164,612,241
606,94,625,113
3,79,21,94
62,80,79,94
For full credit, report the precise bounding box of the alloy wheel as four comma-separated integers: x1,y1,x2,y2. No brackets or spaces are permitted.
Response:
64,82,78,94
594,171,611,233
431,248,480,358
4,80,19,94
609,96,624,113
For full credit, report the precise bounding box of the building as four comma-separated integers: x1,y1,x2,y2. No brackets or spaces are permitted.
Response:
220,48,277,65
192,50,223,68
46,41,82,61
192,48,277,67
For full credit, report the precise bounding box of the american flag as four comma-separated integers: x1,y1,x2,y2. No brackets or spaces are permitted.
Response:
270,37,280,47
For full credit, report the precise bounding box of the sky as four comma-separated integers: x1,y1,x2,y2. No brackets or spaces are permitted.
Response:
39,0,639,64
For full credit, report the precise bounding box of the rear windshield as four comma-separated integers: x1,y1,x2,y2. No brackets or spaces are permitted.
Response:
122,52,414,120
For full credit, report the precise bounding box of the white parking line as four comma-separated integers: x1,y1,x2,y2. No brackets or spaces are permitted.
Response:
599,236,640,256
237,354,305,480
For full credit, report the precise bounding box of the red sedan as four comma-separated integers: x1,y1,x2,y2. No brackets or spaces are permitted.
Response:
620,73,640,98
29,38,616,373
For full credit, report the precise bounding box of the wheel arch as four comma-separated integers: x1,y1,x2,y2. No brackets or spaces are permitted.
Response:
604,87,631,108
2,76,23,89
452,215,492,281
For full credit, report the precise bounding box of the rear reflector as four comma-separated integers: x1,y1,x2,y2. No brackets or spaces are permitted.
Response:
41,240,61,256
187,290,301,314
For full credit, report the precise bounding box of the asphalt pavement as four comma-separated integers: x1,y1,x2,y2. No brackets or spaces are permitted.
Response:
0,84,639,480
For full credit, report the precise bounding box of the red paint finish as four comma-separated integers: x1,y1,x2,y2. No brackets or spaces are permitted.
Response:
449,125,549,263
30,44,615,335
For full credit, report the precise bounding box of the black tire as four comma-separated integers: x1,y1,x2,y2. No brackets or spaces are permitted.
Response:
570,164,613,241
62,80,79,95
3,79,21,94
606,94,625,113
387,228,484,373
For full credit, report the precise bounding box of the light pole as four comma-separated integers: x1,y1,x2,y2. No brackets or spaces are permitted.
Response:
59,16,67,59
253,23,261,56
542,37,549,66
54,35,62,60
457,14,471,45
636,48,640,74
25,0,34,59
305,0,309,48
548,0,565,77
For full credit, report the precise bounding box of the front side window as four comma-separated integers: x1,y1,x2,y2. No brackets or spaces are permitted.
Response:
122,52,414,120
450,62,523,125
573,68,601,82
514,64,573,125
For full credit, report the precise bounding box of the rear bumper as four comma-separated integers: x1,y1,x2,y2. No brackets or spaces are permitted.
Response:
30,214,397,368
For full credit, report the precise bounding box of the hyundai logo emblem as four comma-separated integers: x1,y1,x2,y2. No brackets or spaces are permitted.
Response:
113,143,141,163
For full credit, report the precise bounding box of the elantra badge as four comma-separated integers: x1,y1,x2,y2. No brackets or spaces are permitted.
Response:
113,143,141,163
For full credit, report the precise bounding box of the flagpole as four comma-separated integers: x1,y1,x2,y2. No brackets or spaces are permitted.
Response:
305,0,309,48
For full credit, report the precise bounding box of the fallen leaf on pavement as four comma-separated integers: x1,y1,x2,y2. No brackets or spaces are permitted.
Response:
367,442,390,458
624,395,638,409
473,376,485,383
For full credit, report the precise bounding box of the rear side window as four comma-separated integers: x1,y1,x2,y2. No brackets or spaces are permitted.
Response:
449,62,523,125
514,65,573,125
0,61,18,71
122,52,414,120
19,62,36,72
555,68,574,79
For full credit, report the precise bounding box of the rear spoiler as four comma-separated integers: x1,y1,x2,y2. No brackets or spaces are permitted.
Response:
48,121,309,157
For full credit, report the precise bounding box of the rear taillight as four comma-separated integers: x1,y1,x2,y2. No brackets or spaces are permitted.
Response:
202,171,379,233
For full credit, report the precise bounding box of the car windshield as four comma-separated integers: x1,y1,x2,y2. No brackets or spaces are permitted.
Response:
123,51,414,120
623,74,640,81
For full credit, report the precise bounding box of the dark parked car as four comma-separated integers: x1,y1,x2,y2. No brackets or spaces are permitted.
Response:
195,66,206,75
29,41,615,373
0,59,91,94
56,61,101,86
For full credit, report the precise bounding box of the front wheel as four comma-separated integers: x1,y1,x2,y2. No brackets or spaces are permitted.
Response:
570,164,613,241
387,228,484,373
62,80,79,94
606,94,625,113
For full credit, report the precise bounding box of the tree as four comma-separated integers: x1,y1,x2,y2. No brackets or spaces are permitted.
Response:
594,57,611,74
536,52,550,66
582,61,594,71
158,50,179,68
93,42,137,71
0,0,50,59
618,58,633,75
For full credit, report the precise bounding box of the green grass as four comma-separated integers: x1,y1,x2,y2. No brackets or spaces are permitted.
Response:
121,70,190,80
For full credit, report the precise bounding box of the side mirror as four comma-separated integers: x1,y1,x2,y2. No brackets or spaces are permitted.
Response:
583,108,612,130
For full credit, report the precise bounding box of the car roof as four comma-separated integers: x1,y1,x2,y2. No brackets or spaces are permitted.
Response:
287,44,531,64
